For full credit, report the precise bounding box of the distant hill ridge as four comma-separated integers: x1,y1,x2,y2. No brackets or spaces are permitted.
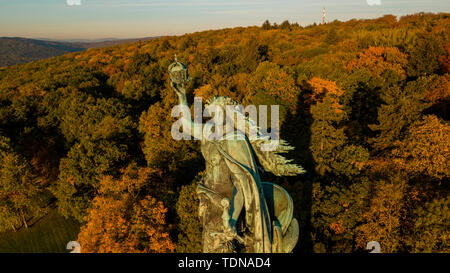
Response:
0,36,159,67
0,37,84,67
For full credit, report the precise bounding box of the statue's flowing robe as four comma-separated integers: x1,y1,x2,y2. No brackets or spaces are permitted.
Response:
199,140,235,253
216,134,273,253
198,132,273,253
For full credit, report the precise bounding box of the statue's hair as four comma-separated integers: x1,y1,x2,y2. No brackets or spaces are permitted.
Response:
206,96,239,106
205,96,305,176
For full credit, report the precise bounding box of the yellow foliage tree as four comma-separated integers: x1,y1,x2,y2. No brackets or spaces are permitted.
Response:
356,177,405,253
391,115,450,179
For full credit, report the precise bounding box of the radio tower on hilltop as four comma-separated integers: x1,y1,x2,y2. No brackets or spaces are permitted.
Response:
322,6,326,25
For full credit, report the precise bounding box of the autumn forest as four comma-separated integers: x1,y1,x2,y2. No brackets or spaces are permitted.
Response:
0,12,448,253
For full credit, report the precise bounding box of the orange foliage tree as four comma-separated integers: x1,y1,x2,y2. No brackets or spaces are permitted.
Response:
77,166,175,253
346,46,408,79
439,43,450,73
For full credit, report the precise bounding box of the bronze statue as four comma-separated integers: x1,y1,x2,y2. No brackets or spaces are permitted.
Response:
169,57,304,253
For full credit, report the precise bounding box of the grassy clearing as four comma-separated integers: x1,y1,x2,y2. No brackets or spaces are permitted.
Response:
0,209,80,253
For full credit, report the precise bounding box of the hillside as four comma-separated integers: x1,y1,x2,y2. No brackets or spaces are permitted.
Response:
0,36,160,67
0,37,84,67
0,13,448,253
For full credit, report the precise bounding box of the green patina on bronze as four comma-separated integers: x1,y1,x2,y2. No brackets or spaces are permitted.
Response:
169,57,303,253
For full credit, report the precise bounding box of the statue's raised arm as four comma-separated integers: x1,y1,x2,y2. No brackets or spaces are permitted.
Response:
168,56,202,139
169,56,217,141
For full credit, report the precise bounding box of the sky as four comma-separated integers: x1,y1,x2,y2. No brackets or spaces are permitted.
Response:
0,0,448,40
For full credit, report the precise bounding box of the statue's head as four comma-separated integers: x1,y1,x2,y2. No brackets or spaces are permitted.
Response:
205,96,239,107
203,96,259,138
203,96,240,131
